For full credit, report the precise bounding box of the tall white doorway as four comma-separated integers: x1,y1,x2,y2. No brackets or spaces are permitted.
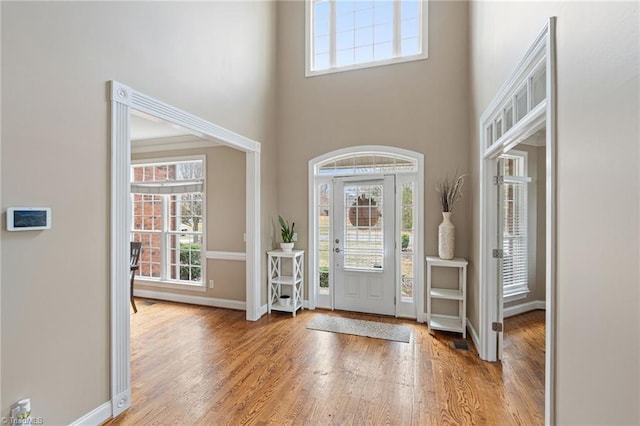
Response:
477,18,556,424
109,81,262,417
308,146,424,320
333,175,395,315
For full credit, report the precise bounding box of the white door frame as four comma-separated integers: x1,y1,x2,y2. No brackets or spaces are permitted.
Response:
109,81,262,417
477,18,556,425
333,175,396,316
307,146,424,320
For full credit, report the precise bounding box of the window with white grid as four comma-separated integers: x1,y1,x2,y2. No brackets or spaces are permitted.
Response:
501,153,529,297
400,181,414,300
342,182,384,270
130,158,205,286
318,182,331,294
307,0,428,76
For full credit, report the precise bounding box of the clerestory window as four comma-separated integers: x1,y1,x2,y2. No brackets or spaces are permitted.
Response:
306,0,428,76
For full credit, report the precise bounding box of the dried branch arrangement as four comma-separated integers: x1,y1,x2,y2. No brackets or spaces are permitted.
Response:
436,174,465,213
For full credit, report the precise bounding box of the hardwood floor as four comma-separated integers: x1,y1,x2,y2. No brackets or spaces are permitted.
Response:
105,300,545,425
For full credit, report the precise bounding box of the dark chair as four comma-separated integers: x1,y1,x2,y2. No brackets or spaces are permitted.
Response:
130,242,142,313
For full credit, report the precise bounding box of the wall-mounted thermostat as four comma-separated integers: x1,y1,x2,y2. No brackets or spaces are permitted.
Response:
7,207,51,231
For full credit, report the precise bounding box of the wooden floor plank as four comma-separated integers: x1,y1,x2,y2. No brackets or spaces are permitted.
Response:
105,300,544,425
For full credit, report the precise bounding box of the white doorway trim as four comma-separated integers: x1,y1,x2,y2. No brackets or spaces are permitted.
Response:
108,81,262,417
477,18,556,425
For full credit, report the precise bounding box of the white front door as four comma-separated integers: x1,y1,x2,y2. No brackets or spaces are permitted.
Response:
333,175,395,316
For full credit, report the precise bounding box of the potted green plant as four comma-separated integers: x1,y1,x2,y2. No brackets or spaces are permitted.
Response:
278,215,295,252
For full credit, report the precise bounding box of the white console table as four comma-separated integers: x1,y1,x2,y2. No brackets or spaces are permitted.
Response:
426,256,468,337
268,250,304,317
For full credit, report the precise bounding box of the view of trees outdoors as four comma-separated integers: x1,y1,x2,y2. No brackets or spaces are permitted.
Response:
317,180,415,300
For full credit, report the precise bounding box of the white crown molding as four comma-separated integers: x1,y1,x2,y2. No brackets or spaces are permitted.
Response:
132,135,221,154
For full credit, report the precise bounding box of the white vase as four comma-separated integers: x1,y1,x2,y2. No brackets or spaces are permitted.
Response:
280,242,294,252
438,212,455,260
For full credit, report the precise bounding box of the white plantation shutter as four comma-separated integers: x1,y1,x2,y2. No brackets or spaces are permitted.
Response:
502,178,528,295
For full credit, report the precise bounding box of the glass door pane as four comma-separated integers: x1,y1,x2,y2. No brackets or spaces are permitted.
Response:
342,182,384,270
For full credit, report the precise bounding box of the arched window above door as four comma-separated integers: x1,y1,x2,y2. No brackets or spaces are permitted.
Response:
316,152,418,175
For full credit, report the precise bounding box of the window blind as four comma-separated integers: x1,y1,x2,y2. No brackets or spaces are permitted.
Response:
502,179,528,295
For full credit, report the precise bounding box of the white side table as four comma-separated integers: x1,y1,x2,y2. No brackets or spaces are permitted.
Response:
268,249,304,317
426,256,468,338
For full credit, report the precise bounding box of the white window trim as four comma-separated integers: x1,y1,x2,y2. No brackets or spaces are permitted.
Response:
134,277,207,293
305,0,429,77
501,150,529,300
396,174,417,306
131,155,207,288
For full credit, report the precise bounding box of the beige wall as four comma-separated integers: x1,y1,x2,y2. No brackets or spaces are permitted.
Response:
276,0,471,299
504,142,546,309
132,146,247,301
1,1,277,423
469,2,639,424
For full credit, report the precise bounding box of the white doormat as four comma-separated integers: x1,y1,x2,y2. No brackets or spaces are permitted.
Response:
307,315,411,343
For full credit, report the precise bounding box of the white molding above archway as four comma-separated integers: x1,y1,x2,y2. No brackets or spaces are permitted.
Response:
109,81,261,418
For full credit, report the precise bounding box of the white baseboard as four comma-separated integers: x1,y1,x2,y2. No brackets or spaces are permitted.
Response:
504,300,546,318
258,304,268,317
134,289,246,311
466,318,481,352
70,401,111,426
